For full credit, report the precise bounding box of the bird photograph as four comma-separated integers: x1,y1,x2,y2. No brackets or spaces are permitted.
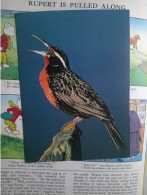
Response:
16,10,130,162
29,35,126,152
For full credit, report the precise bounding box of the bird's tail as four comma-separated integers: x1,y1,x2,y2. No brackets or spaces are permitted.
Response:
104,120,127,150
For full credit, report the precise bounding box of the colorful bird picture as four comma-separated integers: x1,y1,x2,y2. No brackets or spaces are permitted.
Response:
16,10,130,162
29,35,126,151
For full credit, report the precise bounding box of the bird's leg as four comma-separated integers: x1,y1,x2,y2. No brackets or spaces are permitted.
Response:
60,117,84,132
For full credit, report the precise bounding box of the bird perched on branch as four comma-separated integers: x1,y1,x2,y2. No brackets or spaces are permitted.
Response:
29,35,126,150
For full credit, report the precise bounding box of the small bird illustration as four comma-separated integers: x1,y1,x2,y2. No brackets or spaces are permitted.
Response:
29,35,126,150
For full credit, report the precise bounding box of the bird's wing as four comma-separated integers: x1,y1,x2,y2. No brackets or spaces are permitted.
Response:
54,73,111,121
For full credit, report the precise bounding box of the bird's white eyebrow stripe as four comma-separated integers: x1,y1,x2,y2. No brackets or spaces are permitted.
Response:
54,51,67,68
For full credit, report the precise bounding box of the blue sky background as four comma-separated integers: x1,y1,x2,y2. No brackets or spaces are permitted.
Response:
16,10,130,162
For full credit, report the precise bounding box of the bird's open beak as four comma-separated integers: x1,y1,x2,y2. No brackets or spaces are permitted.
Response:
27,35,53,56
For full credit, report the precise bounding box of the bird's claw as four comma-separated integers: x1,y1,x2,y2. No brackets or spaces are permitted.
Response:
60,122,76,132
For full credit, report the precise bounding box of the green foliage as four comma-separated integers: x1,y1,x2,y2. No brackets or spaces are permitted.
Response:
0,65,19,80
1,135,24,159
130,50,147,67
130,66,147,86
130,49,147,86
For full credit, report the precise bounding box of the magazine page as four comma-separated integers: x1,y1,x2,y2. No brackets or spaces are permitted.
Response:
1,0,147,195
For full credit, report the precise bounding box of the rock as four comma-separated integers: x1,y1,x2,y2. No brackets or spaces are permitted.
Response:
39,125,82,162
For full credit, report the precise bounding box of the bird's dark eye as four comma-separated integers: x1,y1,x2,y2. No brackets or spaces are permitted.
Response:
46,54,50,58
52,64,58,67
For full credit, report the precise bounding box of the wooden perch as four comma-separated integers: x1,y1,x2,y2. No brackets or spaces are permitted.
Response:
39,126,82,162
